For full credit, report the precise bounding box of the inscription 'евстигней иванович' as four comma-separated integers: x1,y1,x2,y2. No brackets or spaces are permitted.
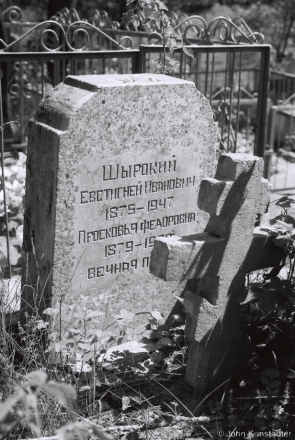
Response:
76,155,199,281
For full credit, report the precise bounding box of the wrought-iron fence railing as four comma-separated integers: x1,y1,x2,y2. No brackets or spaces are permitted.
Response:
0,45,270,154
269,70,295,105
1,6,266,50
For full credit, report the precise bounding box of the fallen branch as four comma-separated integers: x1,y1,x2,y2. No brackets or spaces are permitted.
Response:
20,414,222,440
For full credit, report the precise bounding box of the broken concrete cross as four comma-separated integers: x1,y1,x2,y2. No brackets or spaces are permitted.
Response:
150,153,285,393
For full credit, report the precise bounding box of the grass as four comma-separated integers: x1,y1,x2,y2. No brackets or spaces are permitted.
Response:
2,280,295,440
1,227,295,439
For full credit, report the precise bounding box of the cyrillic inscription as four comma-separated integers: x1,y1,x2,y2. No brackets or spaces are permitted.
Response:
80,176,197,204
78,213,195,244
102,160,176,181
77,155,200,280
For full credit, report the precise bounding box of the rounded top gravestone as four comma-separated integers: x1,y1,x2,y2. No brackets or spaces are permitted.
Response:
22,73,217,320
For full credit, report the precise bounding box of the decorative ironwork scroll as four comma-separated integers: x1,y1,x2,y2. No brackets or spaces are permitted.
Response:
0,20,66,52
0,12,129,52
176,15,264,45
1,6,23,23
65,21,127,51
120,8,264,45
0,6,264,53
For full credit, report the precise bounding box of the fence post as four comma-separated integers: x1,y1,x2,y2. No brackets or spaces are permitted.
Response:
0,74,11,278
139,45,147,73
263,146,273,182
131,49,141,74
256,45,271,161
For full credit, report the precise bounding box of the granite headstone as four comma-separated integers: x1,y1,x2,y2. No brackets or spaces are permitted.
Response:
21,74,217,323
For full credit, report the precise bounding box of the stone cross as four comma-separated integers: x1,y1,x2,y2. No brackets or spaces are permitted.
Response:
150,153,285,393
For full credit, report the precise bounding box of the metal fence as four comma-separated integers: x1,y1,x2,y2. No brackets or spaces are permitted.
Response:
0,10,270,275
0,11,269,153
1,44,270,154
267,92,295,192
261,71,295,192
269,70,295,105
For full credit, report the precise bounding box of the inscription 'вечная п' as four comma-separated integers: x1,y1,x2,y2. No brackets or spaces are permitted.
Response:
76,157,201,281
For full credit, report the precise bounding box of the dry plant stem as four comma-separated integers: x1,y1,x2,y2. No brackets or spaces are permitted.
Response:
152,378,195,418
0,273,8,353
90,346,96,416
230,405,255,439
236,395,295,399
290,257,295,279
193,378,230,414
220,374,232,407
152,378,213,438
20,437,58,440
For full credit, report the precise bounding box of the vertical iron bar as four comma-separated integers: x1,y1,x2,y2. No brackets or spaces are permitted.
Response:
221,52,229,144
209,51,215,106
141,46,147,74
272,150,279,189
246,108,250,144
41,61,45,97
0,77,11,278
235,51,243,152
179,48,183,79
62,35,66,83
63,58,66,81
256,46,270,160
145,46,151,74
20,62,25,146
274,105,284,189
204,52,209,98
132,51,141,74
279,73,283,100
195,52,199,89
70,58,74,76
287,77,291,100
54,59,58,87
284,114,293,188
228,51,235,151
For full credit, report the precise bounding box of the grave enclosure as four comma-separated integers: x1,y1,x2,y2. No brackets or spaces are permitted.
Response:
21,74,217,321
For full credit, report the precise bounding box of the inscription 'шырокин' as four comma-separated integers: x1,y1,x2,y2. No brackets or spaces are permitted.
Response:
102,160,176,181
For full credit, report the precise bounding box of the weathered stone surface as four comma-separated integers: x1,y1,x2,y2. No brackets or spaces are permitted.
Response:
21,74,217,323
150,153,286,393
